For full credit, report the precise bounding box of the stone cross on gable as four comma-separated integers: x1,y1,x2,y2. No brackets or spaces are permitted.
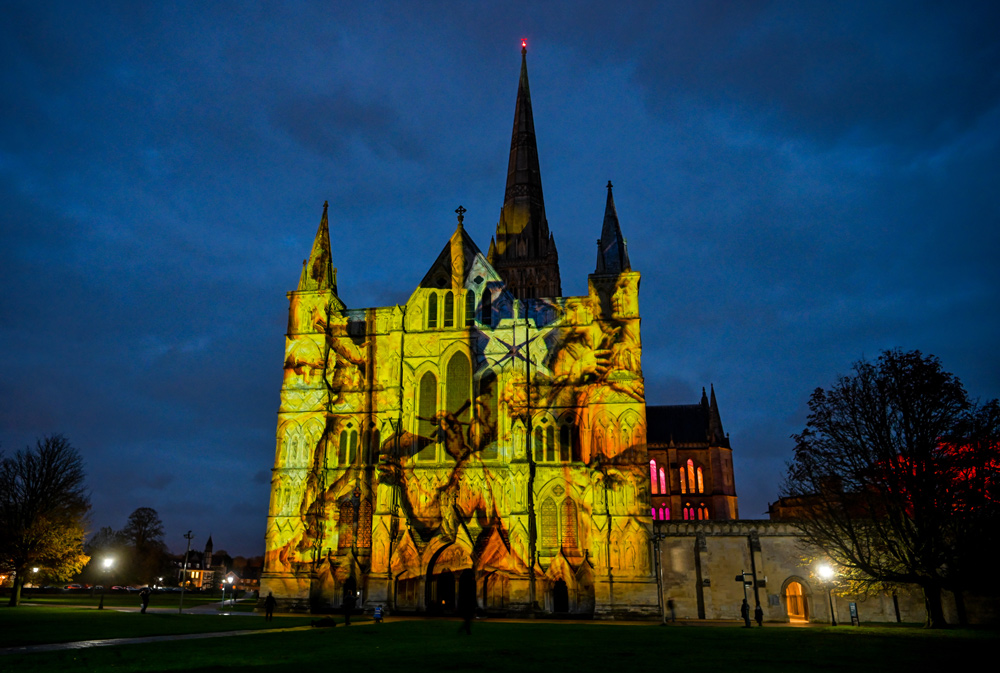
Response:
455,205,466,226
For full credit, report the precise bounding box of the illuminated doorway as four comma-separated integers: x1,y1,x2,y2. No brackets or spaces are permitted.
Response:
785,581,808,622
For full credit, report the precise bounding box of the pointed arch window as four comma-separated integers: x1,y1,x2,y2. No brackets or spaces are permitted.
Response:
465,291,476,327
683,503,695,520
444,291,454,328
446,352,471,422
534,427,544,462
679,466,687,494
478,370,498,460
687,460,696,495
481,288,492,326
417,372,437,461
561,500,578,551
558,423,576,462
659,504,669,521
546,425,556,462
368,429,380,465
338,427,357,466
427,293,438,329
540,498,558,552
659,467,666,494
697,503,709,520
338,501,354,549
696,466,704,494
650,459,659,495
357,499,373,548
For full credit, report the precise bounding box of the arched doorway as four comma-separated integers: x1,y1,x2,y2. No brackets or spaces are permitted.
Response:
552,579,569,613
785,581,808,622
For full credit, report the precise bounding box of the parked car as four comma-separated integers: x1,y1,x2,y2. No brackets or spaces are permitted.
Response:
65,583,82,589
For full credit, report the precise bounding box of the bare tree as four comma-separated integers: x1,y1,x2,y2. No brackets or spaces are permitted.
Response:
121,507,165,549
0,435,91,606
783,350,999,627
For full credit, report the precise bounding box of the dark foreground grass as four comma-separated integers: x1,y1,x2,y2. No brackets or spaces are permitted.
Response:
19,594,227,610
2,618,998,673
0,606,312,648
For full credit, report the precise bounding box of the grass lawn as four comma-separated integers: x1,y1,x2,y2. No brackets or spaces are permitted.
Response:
1,615,997,673
18,593,231,610
0,605,312,648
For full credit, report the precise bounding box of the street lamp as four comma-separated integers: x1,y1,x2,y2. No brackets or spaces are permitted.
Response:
98,557,114,610
222,576,234,609
817,563,837,626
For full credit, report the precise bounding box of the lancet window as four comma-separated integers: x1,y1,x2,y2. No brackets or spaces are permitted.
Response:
444,291,454,328
465,291,476,327
338,427,357,466
427,293,438,329
416,372,437,461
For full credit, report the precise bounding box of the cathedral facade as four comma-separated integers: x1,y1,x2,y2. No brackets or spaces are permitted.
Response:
261,45,737,616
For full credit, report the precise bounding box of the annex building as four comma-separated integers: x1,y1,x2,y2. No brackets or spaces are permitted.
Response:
261,44,739,617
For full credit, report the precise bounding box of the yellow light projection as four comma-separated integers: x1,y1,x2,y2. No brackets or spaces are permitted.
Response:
262,207,657,616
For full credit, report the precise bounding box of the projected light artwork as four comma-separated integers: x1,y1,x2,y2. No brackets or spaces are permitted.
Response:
261,44,733,616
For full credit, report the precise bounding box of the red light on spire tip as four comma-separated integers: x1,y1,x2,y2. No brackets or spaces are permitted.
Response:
522,38,527,49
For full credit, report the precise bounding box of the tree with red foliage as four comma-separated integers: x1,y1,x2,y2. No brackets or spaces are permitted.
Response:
783,349,1000,628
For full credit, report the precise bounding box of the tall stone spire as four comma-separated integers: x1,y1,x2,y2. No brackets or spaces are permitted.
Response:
489,40,561,300
594,181,631,274
298,201,338,293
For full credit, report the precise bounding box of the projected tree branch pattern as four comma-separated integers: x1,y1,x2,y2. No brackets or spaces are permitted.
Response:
264,220,654,614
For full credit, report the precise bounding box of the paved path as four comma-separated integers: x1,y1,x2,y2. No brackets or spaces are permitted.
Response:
0,625,313,656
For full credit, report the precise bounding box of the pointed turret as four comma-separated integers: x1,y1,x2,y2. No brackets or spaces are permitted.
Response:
708,384,725,444
491,40,562,299
298,201,337,293
594,181,631,274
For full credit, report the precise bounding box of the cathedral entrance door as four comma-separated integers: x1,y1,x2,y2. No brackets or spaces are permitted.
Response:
553,579,569,613
436,571,456,612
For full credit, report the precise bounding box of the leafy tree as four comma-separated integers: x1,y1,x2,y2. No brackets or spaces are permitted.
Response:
0,435,91,606
783,349,1000,627
121,507,165,549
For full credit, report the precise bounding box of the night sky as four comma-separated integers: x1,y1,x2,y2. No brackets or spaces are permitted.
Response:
2,2,998,557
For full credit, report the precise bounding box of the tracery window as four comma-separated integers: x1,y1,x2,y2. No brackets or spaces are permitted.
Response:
561,500,578,551
541,498,558,552
698,503,709,520
338,501,354,549
427,293,438,329
659,504,669,521
357,499,373,548
444,291,454,328
546,425,556,462
683,503,695,520
477,370,498,460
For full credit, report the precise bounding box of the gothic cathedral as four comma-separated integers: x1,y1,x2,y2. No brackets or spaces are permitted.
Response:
262,44,738,615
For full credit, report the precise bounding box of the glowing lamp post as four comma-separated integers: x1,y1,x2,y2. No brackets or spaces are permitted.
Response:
98,557,114,610
222,576,234,610
817,563,837,626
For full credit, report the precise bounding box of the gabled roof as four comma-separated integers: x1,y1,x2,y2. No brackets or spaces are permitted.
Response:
414,217,507,296
647,386,729,448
